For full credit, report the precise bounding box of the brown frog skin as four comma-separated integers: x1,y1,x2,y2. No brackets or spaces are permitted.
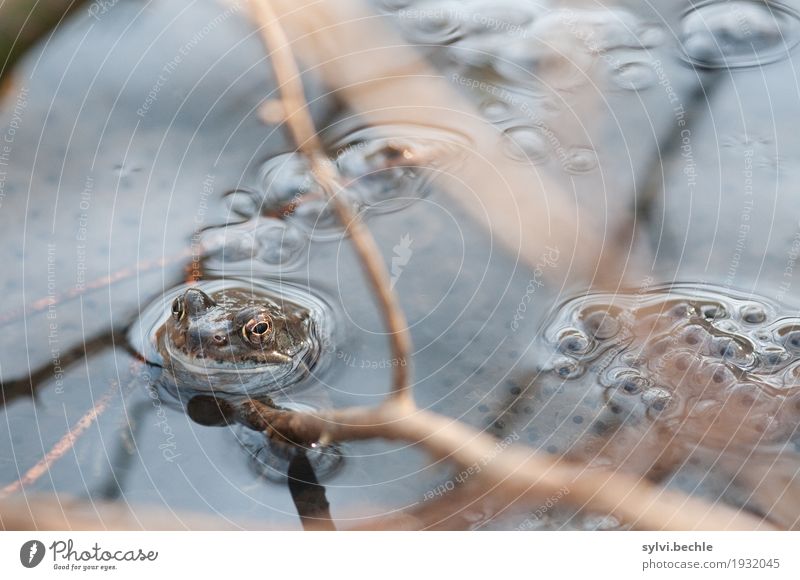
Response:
154,285,318,396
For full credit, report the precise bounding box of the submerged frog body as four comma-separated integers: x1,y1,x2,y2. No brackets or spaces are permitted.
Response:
131,279,332,398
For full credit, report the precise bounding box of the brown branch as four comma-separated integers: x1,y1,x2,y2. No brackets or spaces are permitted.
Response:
240,0,775,531
238,400,772,530
250,0,413,401
265,0,629,289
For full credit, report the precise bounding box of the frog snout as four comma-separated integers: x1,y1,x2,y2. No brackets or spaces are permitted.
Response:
183,288,216,317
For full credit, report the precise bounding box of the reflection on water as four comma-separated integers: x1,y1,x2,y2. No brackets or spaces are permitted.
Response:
3,0,800,529
128,278,336,400
679,0,800,69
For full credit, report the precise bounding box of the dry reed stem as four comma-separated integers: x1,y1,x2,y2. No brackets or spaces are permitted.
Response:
266,0,627,288
240,400,774,530
251,0,413,402
241,0,777,531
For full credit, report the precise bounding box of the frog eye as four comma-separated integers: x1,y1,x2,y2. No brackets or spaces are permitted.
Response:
171,297,185,321
242,314,273,345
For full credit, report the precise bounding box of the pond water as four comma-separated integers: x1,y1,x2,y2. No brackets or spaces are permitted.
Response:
1,0,800,529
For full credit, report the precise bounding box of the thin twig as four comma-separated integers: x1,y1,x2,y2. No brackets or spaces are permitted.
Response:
0,249,195,328
241,0,777,531
238,400,772,530
249,0,413,402
0,380,121,497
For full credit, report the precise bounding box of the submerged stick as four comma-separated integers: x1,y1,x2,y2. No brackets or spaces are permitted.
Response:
0,380,120,497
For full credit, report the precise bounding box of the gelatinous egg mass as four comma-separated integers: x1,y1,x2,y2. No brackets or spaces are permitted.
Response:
509,284,800,470
679,0,800,69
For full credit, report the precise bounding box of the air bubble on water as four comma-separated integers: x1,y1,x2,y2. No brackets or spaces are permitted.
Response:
779,327,800,351
223,188,262,219
642,386,673,413
761,346,790,368
556,329,592,355
679,0,800,69
581,514,622,531
530,9,663,53
201,227,256,263
287,189,360,241
669,302,695,319
562,146,598,174
495,39,593,89
480,97,516,123
609,60,656,91
398,1,464,45
377,0,414,12
680,325,707,348
259,153,322,214
254,219,308,267
580,309,621,340
711,336,754,367
611,371,649,395
700,302,727,320
741,304,767,324
502,125,550,163
550,357,583,380
334,124,468,213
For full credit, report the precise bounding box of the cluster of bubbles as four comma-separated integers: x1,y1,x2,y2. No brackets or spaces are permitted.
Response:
378,0,800,176
522,284,800,461
679,0,800,69
381,0,665,92
200,125,467,274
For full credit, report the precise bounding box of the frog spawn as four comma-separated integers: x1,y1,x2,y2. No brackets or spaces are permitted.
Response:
678,0,800,69
200,124,468,274
402,2,666,92
511,285,800,482
386,2,663,176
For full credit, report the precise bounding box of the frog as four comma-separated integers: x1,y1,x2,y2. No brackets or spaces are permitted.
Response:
147,280,329,398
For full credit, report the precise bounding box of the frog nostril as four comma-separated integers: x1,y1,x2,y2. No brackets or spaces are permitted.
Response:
213,334,227,345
